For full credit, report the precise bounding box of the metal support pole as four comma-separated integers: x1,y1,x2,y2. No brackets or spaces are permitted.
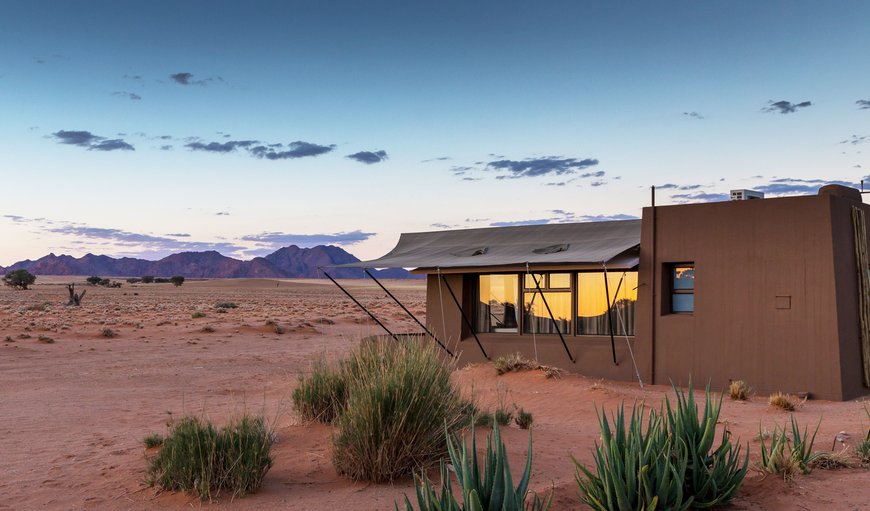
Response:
321,270,400,342
440,275,489,360
530,273,575,363
603,264,618,365
365,269,453,356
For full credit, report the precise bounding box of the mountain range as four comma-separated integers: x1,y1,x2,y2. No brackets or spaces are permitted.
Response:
0,245,416,279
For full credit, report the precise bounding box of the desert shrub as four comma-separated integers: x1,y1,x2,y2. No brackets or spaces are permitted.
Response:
108,281,122,288
332,340,464,482
293,356,347,423
154,277,170,284
201,325,215,333
575,403,692,511
147,415,273,501
758,415,821,480
274,325,285,335
37,335,55,344
729,380,750,401
811,449,857,470
399,420,551,510
3,336,13,342
215,302,238,309
170,275,185,287
191,311,206,319
665,383,748,508
141,275,155,284
494,352,539,374
515,408,534,430
26,302,50,311
144,433,165,448
101,327,117,338
127,277,142,284
768,392,799,411
494,406,513,426
858,404,870,463
4,269,36,290
87,276,104,286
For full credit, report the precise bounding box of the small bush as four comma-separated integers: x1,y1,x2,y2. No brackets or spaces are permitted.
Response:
201,325,216,333
856,438,870,464
170,275,185,287
3,336,13,343
127,278,142,284
144,433,165,448
494,406,513,426
769,392,799,411
494,352,539,374
38,335,55,344
729,380,751,401
332,340,464,482
191,312,206,319
515,408,534,429
141,275,155,284
274,325,285,335
101,327,117,338
399,420,551,510
811,449,857,470
215,302,238,309
147,415,273,501
293,356,346,423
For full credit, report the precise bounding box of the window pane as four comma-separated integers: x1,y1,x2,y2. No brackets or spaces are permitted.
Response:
672,293,694,313
523,291,571,334
524,273,545,289
577,271,638,336
672,265,694,290
549,273,571,289
477,275,519,333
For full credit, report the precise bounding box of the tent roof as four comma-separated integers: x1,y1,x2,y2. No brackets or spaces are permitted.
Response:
333,219,641,270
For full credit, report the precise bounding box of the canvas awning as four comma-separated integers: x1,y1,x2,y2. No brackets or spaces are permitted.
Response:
333,219,641,271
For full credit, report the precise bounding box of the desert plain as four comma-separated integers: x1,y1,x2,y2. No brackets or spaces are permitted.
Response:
1,277,869,510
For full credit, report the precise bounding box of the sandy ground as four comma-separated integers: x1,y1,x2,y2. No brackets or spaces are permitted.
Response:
1,277,868,510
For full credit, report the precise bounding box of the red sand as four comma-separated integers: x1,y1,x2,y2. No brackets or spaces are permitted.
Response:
1,278,868,510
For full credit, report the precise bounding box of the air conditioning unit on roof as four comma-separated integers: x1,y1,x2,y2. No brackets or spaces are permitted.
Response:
730,189,764,201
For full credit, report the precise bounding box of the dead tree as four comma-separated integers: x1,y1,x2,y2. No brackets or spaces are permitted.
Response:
67,283,86,306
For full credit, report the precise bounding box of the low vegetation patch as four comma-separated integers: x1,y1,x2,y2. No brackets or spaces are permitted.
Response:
729,380,751,401
575,383,748,510
493,352,563,378
101,327,117,338
191,311,207,319
201,325,216,333
768,392,800,411
215,302,238,309
811,449,857,470
399,420,552,510
331,340,465,482
757,415,821,480
37,335,55,344
146,415,273,501
293,356,346,423
143,433,165,448
515,408,534,429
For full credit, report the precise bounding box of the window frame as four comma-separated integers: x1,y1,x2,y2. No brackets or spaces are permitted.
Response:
668,263,695,314
521,272,573,335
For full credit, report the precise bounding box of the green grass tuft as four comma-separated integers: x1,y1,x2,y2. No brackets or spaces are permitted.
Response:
146,415,273,501
293,356,346,423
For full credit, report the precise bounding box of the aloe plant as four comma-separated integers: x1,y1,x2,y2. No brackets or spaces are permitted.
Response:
787,415,822,474
758,415,822,478
664,383,749,508
398,419,551,511
574,403,692,511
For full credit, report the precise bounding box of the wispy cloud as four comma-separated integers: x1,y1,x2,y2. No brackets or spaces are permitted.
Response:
839,135,869,145
183,138,336,160
169,72,224,86
489,219,551,227
657,183,703,190
753,177,858,196
112,91,142,101
683,111,704,120
52,130,134,151
671,192,730,203
856,99,870,110
762,100,813,114
240,230,375,247
347,150,388,164
421,156,451,163
486,156,600,179
489,209,637,227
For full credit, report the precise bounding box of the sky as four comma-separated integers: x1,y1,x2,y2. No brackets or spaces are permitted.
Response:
1,1,868,265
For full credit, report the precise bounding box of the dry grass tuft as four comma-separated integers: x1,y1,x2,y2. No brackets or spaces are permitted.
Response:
811,449,857,470
729,380,751,401
201,325,216,333
768,392,799,411
493,353,563,379
37,335,55,344
101,327,117,338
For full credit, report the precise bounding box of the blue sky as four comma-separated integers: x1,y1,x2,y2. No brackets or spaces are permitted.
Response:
1,1,868,265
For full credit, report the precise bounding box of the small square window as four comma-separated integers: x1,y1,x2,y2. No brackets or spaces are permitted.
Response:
669,264,694,313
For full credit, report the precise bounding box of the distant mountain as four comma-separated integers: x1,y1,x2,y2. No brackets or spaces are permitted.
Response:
1,245,418,279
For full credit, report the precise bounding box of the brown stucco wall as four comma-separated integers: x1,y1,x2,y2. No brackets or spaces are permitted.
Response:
642,192,865,401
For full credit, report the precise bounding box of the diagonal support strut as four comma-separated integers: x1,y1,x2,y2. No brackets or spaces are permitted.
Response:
529,273,575,363
321,270,399,342
439,274,489,360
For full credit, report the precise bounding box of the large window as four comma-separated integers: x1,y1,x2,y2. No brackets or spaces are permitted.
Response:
670,264,695,313
576,271,638,336
476,274,519,333
523,273,571,334
474,271,638,337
